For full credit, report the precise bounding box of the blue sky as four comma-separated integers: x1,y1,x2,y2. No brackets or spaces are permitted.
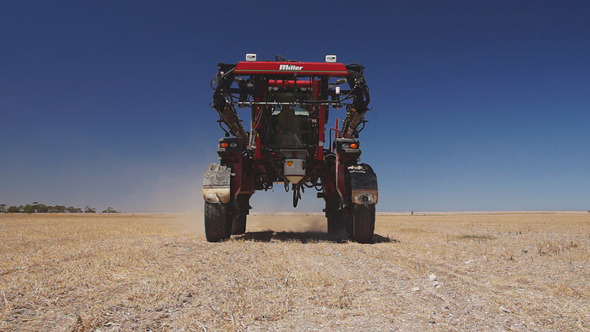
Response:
1,1,588,212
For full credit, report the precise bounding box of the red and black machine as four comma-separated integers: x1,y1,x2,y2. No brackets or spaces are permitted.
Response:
203,54,378,242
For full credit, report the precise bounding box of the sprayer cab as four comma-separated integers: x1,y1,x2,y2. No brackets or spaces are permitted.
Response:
202,54,378,243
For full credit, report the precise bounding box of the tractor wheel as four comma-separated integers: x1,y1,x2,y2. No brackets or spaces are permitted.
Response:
327,209,349,238
204,202,232,242
350,203,375,243
231,213,247,235
231,195,249,235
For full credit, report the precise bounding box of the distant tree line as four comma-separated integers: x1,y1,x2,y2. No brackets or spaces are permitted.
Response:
0,202,119,214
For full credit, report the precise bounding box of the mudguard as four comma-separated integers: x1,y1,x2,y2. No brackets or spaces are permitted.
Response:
203,163,231,204
348,163,378,204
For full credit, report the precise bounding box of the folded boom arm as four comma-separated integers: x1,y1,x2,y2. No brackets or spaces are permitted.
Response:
211,61,371,141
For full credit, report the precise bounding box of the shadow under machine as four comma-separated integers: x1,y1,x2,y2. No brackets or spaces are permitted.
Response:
203,54,378,243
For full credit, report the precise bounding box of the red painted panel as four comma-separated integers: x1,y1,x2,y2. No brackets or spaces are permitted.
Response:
268,80,313,87
234,61,348,76
313,80,325,161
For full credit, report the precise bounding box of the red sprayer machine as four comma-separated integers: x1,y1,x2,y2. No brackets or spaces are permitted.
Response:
203,54,378,243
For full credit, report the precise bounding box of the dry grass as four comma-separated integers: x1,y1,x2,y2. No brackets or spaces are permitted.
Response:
1,212,589,330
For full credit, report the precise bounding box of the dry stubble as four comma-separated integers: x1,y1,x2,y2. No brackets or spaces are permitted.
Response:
0,212,589,330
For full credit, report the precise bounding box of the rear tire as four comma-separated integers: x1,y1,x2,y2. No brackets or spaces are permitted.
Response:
231,195,249,235
231,213,247,235
351,204,375,243
204,202,232,242
327,209,349,238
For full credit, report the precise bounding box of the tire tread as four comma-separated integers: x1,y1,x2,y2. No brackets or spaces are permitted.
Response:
351,204,375,243
205,202,232,242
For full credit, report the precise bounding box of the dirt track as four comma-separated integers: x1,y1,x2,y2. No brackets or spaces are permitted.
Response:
1,212,589,330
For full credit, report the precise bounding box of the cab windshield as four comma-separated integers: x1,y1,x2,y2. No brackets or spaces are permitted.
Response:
263,91,313,149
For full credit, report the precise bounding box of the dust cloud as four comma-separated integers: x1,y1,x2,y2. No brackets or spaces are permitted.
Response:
175,213,204,234
146,169,205,234
151,169,330,235
292,214,327,232
246,213,327,233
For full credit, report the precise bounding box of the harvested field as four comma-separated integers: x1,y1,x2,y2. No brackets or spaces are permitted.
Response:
1,212,589,331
